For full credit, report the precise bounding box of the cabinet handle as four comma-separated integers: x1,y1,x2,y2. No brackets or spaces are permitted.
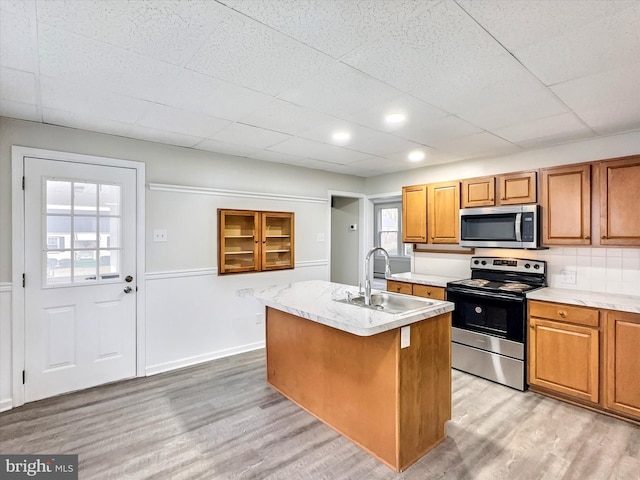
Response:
584,236,590,240
558,310,567,317
601,235,607,240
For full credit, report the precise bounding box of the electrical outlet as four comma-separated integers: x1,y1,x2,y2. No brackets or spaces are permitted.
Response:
255,312,263,324
560,269,576,284
316,233,325,242
153,229,167,242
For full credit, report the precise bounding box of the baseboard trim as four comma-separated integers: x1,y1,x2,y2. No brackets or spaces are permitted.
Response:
145,341,265,376
0,398,13,412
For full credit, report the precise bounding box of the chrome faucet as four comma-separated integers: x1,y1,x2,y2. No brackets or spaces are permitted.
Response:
364,246,391,306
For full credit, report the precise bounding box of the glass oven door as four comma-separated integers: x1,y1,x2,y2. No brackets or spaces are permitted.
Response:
446,288,526,343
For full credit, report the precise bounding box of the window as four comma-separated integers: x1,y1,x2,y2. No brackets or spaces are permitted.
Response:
374,202,411,256
45,179,122,286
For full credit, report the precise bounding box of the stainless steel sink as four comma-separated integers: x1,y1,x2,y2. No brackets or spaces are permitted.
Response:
334,292,435,314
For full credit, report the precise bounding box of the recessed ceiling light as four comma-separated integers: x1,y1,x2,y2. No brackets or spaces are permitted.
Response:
384,113,406,125
332,131,351,144
408,150,425,162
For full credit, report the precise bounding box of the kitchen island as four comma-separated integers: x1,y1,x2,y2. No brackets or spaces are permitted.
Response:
240,280,454,472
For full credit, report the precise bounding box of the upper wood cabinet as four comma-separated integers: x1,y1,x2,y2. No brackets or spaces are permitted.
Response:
605,311,640,418
497,171,537,205
427,181,460,244
402,184,427,243
599,156,640,246
218,209,294,275
461,176,495,208
541,164,591,245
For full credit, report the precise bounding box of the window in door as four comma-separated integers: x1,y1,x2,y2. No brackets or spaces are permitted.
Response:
45,179,122,286
374,202,411,256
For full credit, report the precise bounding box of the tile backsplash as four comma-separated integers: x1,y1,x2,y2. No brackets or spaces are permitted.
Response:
413,247,640,297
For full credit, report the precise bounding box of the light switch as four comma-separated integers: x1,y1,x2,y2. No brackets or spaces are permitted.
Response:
401,326,410,348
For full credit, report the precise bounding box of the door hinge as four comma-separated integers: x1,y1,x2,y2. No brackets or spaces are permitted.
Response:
22,176,25,190
22,273,25,288
22,370,25,384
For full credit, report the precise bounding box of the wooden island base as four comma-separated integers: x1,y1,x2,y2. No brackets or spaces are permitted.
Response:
265,307,452,472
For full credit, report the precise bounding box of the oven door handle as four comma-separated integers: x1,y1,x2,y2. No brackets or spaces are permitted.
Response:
446,287,525,302
514,212,522,242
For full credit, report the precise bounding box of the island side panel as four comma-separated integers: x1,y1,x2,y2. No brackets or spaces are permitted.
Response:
265,307,400,469
397,312,452,470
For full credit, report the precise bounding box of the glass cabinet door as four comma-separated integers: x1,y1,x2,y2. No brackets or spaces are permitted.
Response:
262,212,294,270
218,210,260,274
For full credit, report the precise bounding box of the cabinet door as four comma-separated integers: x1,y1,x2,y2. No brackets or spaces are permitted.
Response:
541,164,591,245
599,156,640,246
218,210,260,274
497,171,537,205
529,317,599,403
413,284,445,300
605,311,640,418
461,176,495,208
386,280,412,295
262,212,294,271
427,181,460,244
402,185,427,243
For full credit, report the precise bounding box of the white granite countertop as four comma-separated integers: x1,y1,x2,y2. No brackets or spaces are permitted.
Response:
239,280,454,337
527,288,640,314
387,272,464,288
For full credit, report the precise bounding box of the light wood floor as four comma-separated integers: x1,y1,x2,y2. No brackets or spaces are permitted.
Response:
1,349,639,479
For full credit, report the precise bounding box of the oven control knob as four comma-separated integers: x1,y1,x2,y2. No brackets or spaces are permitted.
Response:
533,264,540,269
481,260,487,265
524,263,531,269
473,260,479,265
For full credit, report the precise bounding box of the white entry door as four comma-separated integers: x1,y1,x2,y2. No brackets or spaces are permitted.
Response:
24,157,137,402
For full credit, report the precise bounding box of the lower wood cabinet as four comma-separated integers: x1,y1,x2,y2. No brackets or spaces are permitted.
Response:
605,310,640,418
386,280,445,300
528,300,640,422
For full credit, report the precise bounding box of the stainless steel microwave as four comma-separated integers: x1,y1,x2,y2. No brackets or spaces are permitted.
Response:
459,205,540,249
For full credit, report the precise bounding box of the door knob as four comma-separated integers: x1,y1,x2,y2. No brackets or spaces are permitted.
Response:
124,286,133,294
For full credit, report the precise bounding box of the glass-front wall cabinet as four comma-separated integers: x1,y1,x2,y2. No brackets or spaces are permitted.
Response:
218,209,294,275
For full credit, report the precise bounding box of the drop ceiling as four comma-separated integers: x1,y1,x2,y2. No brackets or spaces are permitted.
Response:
1,0,639,177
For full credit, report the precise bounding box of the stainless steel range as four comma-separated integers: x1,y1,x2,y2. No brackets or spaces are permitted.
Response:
445,256,547,391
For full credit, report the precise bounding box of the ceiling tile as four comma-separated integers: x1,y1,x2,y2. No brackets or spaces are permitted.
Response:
0,67,36,104
431,132,520,158
220,0,434,58
40,76,153,124
36,0,229,66
136,104,231,138
339,156,405,177
43,107,205,147
492,112,594,147
211,123,292,149
346,94,447,132
192,139,259,157
247,149,307,165
186,11,333,96
153,70,273,122
267,136,371,164
38,24,181,101
238,99,337,135
278,62,402,117
457,0,637,51
0,99,39,121
551,63,640,134
298,121,423,156
397,116,482,146
0,7,35,72
513,4,640,86
342,1,505,94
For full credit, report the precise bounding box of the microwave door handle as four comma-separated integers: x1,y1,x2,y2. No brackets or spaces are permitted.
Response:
515,213,522,242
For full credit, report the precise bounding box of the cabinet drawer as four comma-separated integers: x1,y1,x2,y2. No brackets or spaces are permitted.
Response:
529,301,599,327
386,281,413,295
413,284,445,300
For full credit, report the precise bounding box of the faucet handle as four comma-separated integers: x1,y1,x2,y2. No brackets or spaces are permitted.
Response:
357,282,364,295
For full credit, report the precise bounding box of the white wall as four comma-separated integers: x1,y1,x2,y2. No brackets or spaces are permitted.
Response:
0,117,365,408
330,196,360,286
